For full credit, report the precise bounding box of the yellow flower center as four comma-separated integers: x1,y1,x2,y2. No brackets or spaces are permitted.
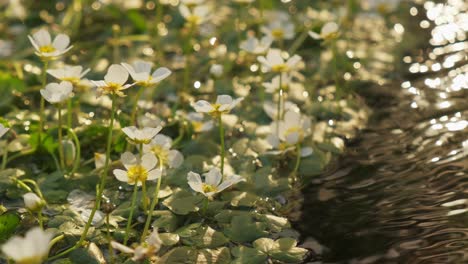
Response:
208,103,227,117
323,32,339,41
202,183,217,193
127,165,148,184
17,255,45,264
192,121,203,132
271,64,289,73
187,15,201,25
39,45,56,53
62,77,80,85
377,3,389,13
271,28,284,39
149,146,169,167
101,82,126,97
284,126,304,142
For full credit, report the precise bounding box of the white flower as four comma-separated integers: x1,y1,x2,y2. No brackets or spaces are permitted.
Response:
0,124,9,138
94,153,107,169
209,64,223,77
179,4,211,26
187,168,245,198
181,0,205,6
261,20,295,41
263,101,299,120
122,126,162,144
40,81,73,104
257,49,302,73
47,65,90,85
23,192,44,212
187,112,214,132
268,110,312,151
121,61,171,87
28,29,72,59
240,36,272,54
113,152,161,185
143,134,184,169
262,73,290,94
191,95,244,117
111,229,162,261
308,22,339,40
92,64,133,97
1,227,54,264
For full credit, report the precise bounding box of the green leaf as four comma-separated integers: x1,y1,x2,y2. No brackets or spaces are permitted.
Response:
258,214,290,232
223,191,259,207
197,247,231,264
231,246,268,264
152,210,179,232
253,237,276,253
225,215,267,243
159,233,180,246
253,237,308,263
0,213,20,242
175,223,202,238
159,246,198,263
181,225,228,248
163,189,203,215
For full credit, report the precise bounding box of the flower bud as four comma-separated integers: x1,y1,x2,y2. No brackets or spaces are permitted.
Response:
23,192,44,212
62,139,76,167
210,64,223,78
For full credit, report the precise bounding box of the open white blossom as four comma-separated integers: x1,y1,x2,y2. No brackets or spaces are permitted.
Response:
121,61,171,87
309,22,339,40
262,73,290,94
40,81,73,104
261,20,295,41
111,229,162,261
187,112,214,132
0,124,9,138
240,36,272,54
257,49,302,73
113,152,161,185
263,101,299,120
92,64,133,97
143,134,184,169
1,227,54,264
28,29,72,59
267,110,313,157
187,168,245,198
23,192,44,212
191,95,244,117
122,126,162,144
179,4,211,26
47,65,90,86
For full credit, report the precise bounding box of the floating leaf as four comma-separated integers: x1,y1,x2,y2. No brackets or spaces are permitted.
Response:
0,213,20,242
182,226,229,248
159,233,180,246
225,215,267,243
163,189,203,215
231,246,268,264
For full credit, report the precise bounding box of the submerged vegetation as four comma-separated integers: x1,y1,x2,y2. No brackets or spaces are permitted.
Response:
0,0,405,263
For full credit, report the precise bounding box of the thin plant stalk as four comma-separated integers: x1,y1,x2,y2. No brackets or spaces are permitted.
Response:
140,143,148,211
67,98,73,129
141,162,163,242
124,183,139,245
49,95,117,260
1,149,8,170
57,105,65,171
292,143,301,175
66,127,81,177
38,61,49,147
218,115,225,176
37,210,44,229
130,86,145,126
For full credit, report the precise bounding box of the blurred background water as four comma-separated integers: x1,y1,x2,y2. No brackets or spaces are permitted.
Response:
298,0,468,263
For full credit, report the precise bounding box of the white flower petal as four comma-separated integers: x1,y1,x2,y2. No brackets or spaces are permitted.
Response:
141,153,158,171
204,167,222,186
113,169,129,182
187,171,203,193
104,64,129,85
151,67,172,83
52,34,70,51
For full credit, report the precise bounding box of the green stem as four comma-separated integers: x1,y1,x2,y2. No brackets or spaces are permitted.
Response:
141,162,163,242
58,105,65,170
202,197,209,216
37,210,44,229
22,179,45,201
70,95,115,252
142,180,148,211
218,115,225,176
1,149,8,170
12,178,32,192
332,39,341,99
67,98,73,129
293,143,301,175
49,235,65,249
124,183,139,245
154,1,163,55
279,73,284,119
66,127,81,177
130,87,144,126
38,61,49,147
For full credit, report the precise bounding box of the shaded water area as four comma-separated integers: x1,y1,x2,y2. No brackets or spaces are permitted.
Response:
298,1,467,263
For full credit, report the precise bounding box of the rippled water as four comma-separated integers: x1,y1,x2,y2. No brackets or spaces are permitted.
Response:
299,1,467,263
